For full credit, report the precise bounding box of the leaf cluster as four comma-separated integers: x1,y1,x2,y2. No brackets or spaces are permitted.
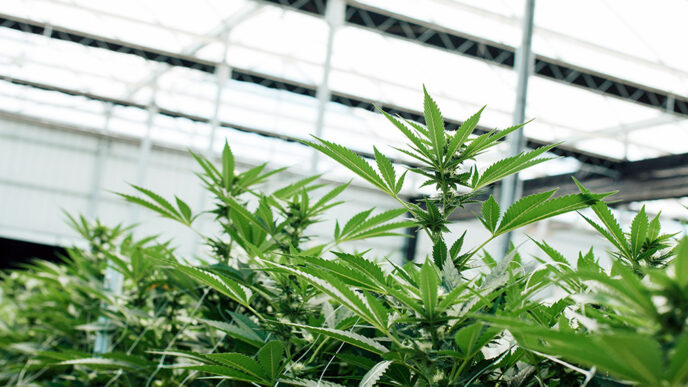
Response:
2,87,671,387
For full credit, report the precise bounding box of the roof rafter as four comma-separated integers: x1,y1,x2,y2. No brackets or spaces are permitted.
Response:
449,152,688,221
122,2,263,99
0,12,620,170
261,0,688,117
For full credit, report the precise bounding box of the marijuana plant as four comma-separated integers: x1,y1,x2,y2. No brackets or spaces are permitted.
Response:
3,87,681,386
113,87,611,385
484,200,688,386
0,217,214,385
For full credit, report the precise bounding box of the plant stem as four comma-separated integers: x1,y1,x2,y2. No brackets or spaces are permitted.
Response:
307,338,330,364
450,357,471,383
465,236,496,262
245,304,267,322
390,194,435,244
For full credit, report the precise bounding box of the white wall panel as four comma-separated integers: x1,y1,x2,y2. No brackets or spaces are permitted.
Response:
0,113,408,261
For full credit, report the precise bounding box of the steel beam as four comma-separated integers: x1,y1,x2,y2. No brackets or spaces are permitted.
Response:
450,152,688,221
0,74,421,169
498,0,535,254
567,114,685,146
0,13,622,171
123,2,262,100
312,0,345,173
260,1,688,116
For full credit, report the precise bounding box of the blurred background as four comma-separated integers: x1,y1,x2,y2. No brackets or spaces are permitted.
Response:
1,0,687,267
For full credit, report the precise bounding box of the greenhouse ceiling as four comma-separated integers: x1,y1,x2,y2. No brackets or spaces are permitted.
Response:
1,0,687,206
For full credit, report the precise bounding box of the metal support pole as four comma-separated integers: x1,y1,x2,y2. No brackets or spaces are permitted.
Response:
93,257,123,354
128,100,158,223
311,0,345,174
94,90,156,355
136,102,158,187
207,49,231,155
498,0,535,255
88,103,114,219
194,40,231,254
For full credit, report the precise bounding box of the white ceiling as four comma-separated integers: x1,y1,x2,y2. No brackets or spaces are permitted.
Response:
0,0,686,189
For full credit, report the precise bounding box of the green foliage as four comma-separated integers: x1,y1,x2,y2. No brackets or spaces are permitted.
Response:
4,87,678,387
485,209,687,386
0,217,211,385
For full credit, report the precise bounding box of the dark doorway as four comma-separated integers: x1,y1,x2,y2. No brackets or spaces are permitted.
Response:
0,237,66,269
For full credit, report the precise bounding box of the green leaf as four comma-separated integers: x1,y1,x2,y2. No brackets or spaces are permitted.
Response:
589,201,630,257
423,86,446,164
359,360,392,387
263,261,380,328
441,256,462,291
432,238,447,267
481,195,500,233
378,108,432,160
338,209,413,242
446,106,484,160
191,150,222,182
201,319,265,348
306,137,388,192
675,237,688,288
668,334,688,384
187,365,263,383
496,190,557,232
455,323,488,358
334,252,387,288
131,184,180,216
175,196,192,223
117,193,178,222
350,208,407,235
532,239,567,265
334,221,341,240
473,143,559,190
257,340,283,380
147,350,209,364
236,164,287,191
579,214,626,256
222,141,235,190
312,182,349,213
479,315,663,385
374,147,396,193
630,206,648,257
597,334,663,385
572,265,657,319
393,146,434,168
284,323,388,355
255,196,275,232
403,117,431,142
335,353,377,370
437,281,470,312
341,209,373,237
280,377,346,387
273,175,321,200
419,260,439,317
224,196,269,233
364,291,389,329
496,190,612,236
165,262,250,307
449,231,466,261
462,121,528,161
647,212,662,240
205,353,266,380
395,170,407,194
